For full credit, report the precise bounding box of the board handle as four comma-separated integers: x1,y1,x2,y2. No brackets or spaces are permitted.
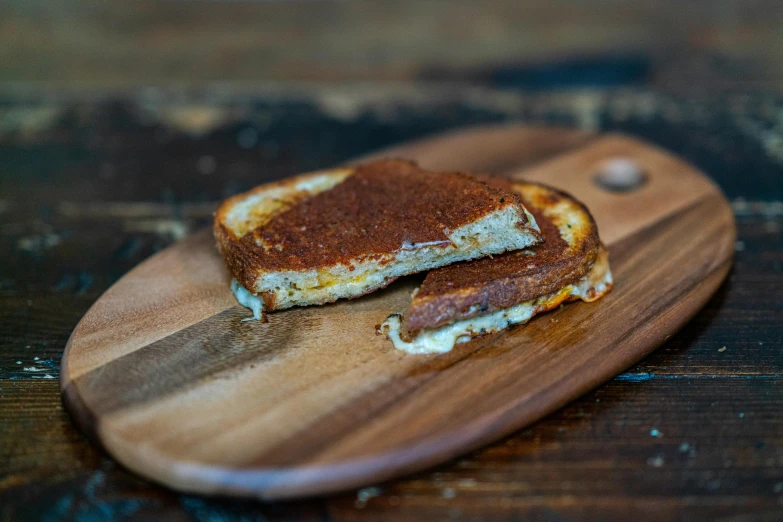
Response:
509,134,726,245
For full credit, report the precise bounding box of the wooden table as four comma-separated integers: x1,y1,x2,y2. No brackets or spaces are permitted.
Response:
1,84,781,521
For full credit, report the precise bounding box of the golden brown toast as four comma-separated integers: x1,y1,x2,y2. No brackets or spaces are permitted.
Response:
380,180,613,353
214,160,543,316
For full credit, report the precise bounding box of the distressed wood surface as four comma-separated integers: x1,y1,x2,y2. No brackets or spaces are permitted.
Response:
2,91,782,520
2,0,783,91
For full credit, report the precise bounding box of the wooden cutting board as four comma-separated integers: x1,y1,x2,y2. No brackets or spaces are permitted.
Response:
60,126,735,500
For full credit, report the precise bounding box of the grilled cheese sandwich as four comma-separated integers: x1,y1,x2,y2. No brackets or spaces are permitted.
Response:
379,180,613,353
215,160,543,316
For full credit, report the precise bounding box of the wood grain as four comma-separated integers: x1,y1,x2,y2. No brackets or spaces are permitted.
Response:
3,0,782,90
60,126,735,500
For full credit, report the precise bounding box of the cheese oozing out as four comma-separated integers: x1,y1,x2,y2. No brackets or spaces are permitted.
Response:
379,251,613,354
231,279,264,321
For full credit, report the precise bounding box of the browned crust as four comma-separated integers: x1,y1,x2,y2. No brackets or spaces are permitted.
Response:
213,169,349,239
214,169,350,301
214,160,538,308
403,180,600,334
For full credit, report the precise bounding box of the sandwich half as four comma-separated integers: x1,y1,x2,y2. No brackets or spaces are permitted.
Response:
215,159,543,318
380,180,613,353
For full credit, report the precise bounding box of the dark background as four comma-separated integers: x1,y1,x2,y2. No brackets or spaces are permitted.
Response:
1,1,782,521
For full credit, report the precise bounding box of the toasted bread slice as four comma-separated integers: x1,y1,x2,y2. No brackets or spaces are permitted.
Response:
380,180,613,353
215,160,542,316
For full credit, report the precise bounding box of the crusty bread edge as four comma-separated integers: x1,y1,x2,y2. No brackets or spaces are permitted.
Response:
214,168,355,294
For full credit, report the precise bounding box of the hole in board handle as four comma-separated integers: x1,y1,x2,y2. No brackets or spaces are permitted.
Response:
594,158,647,192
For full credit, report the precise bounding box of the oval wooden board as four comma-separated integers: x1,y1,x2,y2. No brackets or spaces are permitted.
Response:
61,126,735,500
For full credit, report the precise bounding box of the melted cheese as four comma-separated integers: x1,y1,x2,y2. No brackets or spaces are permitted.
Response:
231,279,264,321
381,253,613,354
